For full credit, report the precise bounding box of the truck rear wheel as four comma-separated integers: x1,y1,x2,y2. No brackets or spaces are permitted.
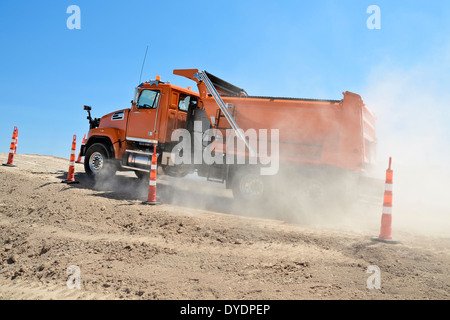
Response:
84,143,116,179
231,167,267,203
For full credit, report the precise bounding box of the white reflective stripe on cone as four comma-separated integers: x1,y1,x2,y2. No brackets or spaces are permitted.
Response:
382,206,392,214
151,165,157,170
385,183,393,191
9,149,15,154
69,162,75,166
149,180,156,186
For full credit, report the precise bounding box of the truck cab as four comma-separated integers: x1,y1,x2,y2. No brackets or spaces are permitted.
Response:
81,76,200,179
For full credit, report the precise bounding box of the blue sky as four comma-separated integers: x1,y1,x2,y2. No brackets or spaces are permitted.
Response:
1,0,449,160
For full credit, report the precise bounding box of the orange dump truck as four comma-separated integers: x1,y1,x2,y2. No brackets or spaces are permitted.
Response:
80,69,377,203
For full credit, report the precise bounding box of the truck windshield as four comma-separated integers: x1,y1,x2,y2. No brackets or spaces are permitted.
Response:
137,90,160,109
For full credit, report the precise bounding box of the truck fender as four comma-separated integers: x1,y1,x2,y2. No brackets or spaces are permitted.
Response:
82,128,124,158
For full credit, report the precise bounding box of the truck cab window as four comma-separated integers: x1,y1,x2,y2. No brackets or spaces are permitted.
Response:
178,94,196,111
137,90,160,109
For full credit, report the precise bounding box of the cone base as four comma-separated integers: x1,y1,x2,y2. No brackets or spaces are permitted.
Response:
142,201,160,205
371,237,400,244
2,163,16,167
62,180,80,184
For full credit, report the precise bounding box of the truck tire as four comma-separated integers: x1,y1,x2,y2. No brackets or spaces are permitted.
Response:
84,143,116,180
293,169,357,213
231,167,268,203
161,165,190,178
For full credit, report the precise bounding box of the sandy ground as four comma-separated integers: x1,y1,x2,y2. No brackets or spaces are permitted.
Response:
0,153,449,300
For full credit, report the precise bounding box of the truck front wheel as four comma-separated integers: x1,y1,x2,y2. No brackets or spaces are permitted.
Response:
84,143,116,179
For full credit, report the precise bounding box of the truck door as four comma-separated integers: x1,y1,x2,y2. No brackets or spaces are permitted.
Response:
165,93,197,141
126,89,161,143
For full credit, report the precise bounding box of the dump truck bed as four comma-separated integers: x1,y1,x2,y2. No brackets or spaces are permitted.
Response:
206,93,375,172
175,69,377,173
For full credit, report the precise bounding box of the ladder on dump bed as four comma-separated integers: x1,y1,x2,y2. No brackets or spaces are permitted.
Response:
195,71,257,157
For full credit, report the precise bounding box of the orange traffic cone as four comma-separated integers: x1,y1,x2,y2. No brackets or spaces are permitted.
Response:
3,126,18,167
14,134,18,154
62,135,79,184
76,134,86,164
142,145,160,205
372,157,399,244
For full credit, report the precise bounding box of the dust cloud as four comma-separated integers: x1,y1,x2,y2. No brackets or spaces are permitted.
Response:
90,164,149,201
362,59,450,237
89,58,450,238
